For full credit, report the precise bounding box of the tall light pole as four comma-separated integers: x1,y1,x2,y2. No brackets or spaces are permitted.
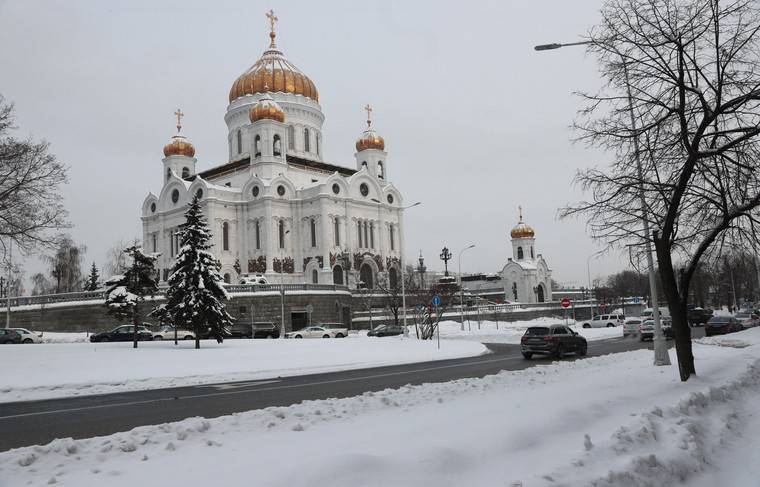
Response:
458,244,476,331
536,40,670,366
279,229,290,339
5,239,11,329
399,202,421,332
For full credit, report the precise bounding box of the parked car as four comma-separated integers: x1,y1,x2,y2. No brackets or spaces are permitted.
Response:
8,328,43,343
520,324,587,359
152,326,195,340
623,318,643,337
226,323,254,338
284,326,346,339
638,318,674,341
90,325,153,342
641,307,671,320
734,312,760,328
317,323,349,338
687,307,713,326
0,328,22,344
580,314,625,328
705,316,744,337
252,322,280,339
367,325,405,337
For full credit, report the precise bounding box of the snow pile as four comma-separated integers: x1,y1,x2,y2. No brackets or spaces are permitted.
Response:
39,332,90,344
0,337,487,403
694,335,751,348
436,317,622,343
4,329,760,486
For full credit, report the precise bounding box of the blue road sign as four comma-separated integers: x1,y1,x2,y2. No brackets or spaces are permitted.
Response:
633,297,641,304
432,295,441,306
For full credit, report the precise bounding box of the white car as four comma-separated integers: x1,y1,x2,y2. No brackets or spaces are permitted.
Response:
152,326,195,340
240,274,269,285
580,313,625,328
284,326,346,339
622,318,642,337
9,328,43,344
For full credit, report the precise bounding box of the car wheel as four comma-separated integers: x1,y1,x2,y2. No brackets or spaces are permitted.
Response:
579,344,587,356
153,336,163,341
607,323,615,328
583,324,591,329
22,338,33,344
184,335,194,340
556,344,565,359
522,352,532,359
335,333,344,338
266,334,273,339
295,335,302,339
322,334,331,338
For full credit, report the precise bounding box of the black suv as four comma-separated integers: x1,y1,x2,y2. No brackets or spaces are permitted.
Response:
0,329,21,344
367,325,405,337
252,322,279,338
90,325,153,342
520,324,587,359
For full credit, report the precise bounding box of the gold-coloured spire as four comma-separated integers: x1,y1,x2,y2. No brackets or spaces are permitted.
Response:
266,9,278,47
174,108,184,133
518,205,523,222
364,104,373,128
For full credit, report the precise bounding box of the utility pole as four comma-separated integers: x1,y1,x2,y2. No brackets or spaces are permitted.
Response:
6,240,11,329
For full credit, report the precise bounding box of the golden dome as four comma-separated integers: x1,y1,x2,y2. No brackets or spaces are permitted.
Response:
355,104,385,151
249,92,285,123
163,134,195,158
510,207,535,238
229,28,318,103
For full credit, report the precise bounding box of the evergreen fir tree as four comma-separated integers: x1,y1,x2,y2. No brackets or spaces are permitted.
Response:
85,262,100,291
104,245,159,348
162,195,232,349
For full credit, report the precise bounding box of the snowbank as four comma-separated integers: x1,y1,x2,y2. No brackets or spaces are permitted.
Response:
4,329,760,486
436,317,622,343
0,337,487,403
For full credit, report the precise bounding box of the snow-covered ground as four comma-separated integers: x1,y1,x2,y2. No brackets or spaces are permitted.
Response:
437,317,623,343
0,337,487,403
4,329,760,486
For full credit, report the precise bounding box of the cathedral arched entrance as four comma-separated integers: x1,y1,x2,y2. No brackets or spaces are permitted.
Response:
359,263,374,289
536,283,545,303
333,265,344,285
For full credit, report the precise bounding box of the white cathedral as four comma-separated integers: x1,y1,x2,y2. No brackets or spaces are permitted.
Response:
141,13,404,289
500,209,553,303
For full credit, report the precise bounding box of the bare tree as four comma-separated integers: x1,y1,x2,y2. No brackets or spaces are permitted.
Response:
564,0,760,380
0,95,68,256
45,236,86,293
103,239,132,278
31,272,52,296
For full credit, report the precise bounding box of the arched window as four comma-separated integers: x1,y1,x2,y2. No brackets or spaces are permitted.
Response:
312,269,319,284
310,218,317,247
316,134,320,156
537,284,545,303
303,127,310,152
369,223,375,249
287,125,295,149
334,217,340,246
530,246,535,259
363,222,369,249
512,282,518,300
222,222,230,251
237,130,242,154
224,273,231,284
254,134,261,157
389,225,395,251
359,263,374,289
357,221,363,248
333,265,344,285
278,220,285,249
517,246,524,260
181,167,190,179
166,167,172,181
255,220,261,250
361,161,368,170
273,134,281,156
377,161,384,179
388,267,398,289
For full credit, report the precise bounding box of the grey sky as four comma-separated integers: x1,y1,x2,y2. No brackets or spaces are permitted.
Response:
0,0,629,289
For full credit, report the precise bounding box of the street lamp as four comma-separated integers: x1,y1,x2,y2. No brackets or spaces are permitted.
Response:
399,202,421,333
458,244,476,331
536,39,670,366
279,229,290,339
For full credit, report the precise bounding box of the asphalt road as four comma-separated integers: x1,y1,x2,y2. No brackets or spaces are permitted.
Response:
0,332,701,451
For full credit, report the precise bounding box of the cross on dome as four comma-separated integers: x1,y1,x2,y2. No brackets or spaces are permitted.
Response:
266,9,278,47
364,104,373,128
174,108,184,133
518,205,523,222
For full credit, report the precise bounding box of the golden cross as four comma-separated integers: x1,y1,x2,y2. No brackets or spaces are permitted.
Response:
364,104,373,127
518,205,523,221
174,108,184,132
266,9,278,33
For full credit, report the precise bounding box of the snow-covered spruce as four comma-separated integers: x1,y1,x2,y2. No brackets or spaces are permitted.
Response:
162,195,233,348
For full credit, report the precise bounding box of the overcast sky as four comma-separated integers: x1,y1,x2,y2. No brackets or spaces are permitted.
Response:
0,0,632,289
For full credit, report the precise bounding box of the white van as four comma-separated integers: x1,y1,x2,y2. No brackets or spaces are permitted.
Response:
641,307,670,319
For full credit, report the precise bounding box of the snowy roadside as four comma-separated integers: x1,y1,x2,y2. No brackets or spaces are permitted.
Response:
0,337,487,403
437,317,623,343
4,329,760,486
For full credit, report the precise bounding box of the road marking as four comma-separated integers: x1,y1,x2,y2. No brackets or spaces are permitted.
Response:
196,379,281,390
0,354,524,420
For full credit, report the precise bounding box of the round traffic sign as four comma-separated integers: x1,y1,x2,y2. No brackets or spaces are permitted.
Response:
561,298,571,309
432,295,441,307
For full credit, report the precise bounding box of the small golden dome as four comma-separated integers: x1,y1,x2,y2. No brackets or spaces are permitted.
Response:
249,92,285,123
510,207,535,238
163,134,195,158
355,104,385,151
229,23,318,103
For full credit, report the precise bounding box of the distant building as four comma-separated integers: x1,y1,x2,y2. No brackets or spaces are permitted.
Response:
500,209,553,303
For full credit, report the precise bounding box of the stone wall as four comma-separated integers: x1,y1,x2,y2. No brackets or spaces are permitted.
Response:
1,291,352,333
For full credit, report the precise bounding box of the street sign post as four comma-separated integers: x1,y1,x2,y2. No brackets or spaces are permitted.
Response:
432,295,441,349
432,295,441,306
561,298,571,326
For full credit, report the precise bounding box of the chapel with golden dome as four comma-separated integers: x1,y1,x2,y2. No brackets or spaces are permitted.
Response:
500,207,552,303
142,11,404,290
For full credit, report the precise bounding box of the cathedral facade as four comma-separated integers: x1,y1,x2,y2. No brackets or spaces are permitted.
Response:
141,15,404,289
500,210,553,303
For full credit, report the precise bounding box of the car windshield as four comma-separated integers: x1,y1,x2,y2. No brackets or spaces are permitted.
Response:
736,313,750,319
708,317,729,323
524,327,550,336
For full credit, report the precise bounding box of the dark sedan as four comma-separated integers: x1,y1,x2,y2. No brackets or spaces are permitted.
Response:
0,329,22,344
521,324,587,359
90,325,153,342
367,325,405,337
705,316,744,337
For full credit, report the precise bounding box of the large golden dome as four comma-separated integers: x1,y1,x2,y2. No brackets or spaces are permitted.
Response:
229,27,318,103
510,207,535,238
163,134,195,158
249,92,285,123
